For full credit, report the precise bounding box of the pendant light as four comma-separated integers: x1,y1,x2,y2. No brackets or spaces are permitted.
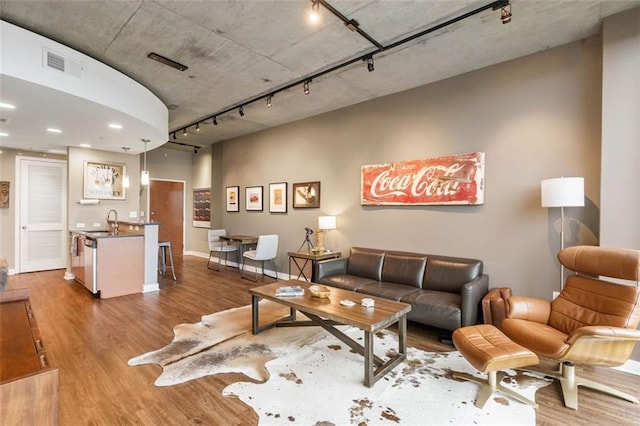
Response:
141,139,150,185
121,147,130,188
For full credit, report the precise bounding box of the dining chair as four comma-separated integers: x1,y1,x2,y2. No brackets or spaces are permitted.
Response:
208,229,238,271
241,234,279,281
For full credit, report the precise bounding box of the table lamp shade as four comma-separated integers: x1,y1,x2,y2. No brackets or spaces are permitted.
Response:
318,216,336,230
541,177,584,207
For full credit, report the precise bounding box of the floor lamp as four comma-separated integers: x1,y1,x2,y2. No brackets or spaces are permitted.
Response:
541,177,584,291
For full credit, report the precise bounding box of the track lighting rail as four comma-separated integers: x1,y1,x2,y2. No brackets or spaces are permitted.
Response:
169,0,509,138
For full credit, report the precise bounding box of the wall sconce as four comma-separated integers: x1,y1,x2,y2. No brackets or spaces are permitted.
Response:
316,215,337,252
141,139,150,186
541,177,584,290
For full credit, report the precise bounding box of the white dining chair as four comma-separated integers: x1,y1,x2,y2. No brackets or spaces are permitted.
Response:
241,234,279,281
208,229,238,271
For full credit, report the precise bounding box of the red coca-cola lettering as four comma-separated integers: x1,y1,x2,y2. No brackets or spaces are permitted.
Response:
361,153,484,206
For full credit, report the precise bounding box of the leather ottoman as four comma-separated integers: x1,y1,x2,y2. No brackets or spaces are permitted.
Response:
452,324,539,409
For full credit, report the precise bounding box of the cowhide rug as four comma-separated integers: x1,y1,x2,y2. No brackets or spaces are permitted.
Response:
129,301,551,425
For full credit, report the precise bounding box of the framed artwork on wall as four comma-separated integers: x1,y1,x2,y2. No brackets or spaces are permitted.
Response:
192,188,211,228
226,186,239,212
360,152,485,206
269,182,287,213
292,181,320,209
245,186,264,211
83,161,126,200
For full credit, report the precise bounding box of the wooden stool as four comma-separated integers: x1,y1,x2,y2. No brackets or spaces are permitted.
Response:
452,324,539,409
158,241,176,281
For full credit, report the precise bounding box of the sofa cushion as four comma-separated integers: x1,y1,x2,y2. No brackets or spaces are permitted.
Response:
316,274,377,292
381,253,427,288
356,281,420,301
402,290,462,331
347,247,385,281
423,256,483,293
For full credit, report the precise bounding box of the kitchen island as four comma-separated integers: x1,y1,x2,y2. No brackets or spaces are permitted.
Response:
69,221,159,299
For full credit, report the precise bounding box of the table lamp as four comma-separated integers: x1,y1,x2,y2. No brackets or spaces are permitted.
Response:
316,216,336,252
541,177,584,290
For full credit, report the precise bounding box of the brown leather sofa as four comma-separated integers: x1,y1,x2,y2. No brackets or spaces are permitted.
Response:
314,247,489,331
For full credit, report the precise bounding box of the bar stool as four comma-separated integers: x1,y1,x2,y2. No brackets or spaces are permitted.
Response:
158,241,176,280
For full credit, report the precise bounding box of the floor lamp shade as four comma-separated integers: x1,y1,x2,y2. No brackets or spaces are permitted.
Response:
541,177,584,207
541,177,584,291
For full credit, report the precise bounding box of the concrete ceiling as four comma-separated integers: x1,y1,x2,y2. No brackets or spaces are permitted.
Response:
1,0,639,154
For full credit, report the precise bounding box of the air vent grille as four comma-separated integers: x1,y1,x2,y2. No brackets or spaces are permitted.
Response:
42,48,84,78
47,51,66,72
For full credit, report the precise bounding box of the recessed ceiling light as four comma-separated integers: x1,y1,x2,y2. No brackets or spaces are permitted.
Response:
108,123,123,129
47,128,62,133
79,143,91,148
0,132,8,137
0,102,16,109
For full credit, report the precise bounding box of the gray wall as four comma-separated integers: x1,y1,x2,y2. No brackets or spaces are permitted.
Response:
601,8,640,359
219,39,602,300
67,146,142,231
140,147,195,251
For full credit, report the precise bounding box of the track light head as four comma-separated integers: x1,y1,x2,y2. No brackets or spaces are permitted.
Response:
196,123,200,132
303,80,311,95
194,147,199,154
212,116,218,125
182,128,187,136
309,0,320,23
367,56,374,72
267,95,273,108
239,105,245,117
501,4,512,24
172,132,176,140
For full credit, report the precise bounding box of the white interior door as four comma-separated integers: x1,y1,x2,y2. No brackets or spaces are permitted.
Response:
18,157,67,272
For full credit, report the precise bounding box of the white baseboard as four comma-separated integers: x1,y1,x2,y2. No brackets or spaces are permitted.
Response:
184,250,209,259
143,283,159,293
613,359,640,376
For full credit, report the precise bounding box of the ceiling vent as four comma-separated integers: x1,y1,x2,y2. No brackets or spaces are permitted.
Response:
43,48,84,78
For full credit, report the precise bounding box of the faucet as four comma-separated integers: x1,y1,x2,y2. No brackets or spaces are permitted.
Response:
106,209,119,234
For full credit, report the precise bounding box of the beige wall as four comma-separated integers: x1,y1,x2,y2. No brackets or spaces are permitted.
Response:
67,147,142,232
601,8,640,359
601,8,640,249
220,39,602,300
142,146,195,255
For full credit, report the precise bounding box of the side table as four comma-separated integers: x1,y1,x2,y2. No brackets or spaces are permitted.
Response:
288,250,341,282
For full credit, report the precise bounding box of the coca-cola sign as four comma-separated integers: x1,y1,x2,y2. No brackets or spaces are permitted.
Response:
361,152,485,205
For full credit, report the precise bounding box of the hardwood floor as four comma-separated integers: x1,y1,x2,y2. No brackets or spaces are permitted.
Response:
4,255,639,425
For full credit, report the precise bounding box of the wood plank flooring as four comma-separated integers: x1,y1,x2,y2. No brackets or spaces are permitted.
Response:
3,255,639,425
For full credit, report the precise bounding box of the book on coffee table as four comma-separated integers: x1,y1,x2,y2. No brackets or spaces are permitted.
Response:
275,285,305,297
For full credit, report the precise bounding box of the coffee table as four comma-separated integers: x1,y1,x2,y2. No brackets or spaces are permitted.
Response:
249,281,411,387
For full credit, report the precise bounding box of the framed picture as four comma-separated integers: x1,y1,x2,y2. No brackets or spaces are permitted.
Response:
83,161,126,200
269,182,287,213
193,188,211,228
293,181,320,209
245,186,264,211
226,186,239,212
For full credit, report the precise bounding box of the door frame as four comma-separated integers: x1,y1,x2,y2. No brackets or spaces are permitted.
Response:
14,156,68,273
147,178,186,254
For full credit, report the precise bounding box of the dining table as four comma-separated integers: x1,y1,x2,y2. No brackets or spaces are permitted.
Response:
218,234,258,269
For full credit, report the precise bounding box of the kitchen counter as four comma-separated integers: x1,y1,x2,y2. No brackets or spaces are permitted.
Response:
70,231,144,299
73,230,143,239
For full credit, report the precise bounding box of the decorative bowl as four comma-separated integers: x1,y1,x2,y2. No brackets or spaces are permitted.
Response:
309,284,331,299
